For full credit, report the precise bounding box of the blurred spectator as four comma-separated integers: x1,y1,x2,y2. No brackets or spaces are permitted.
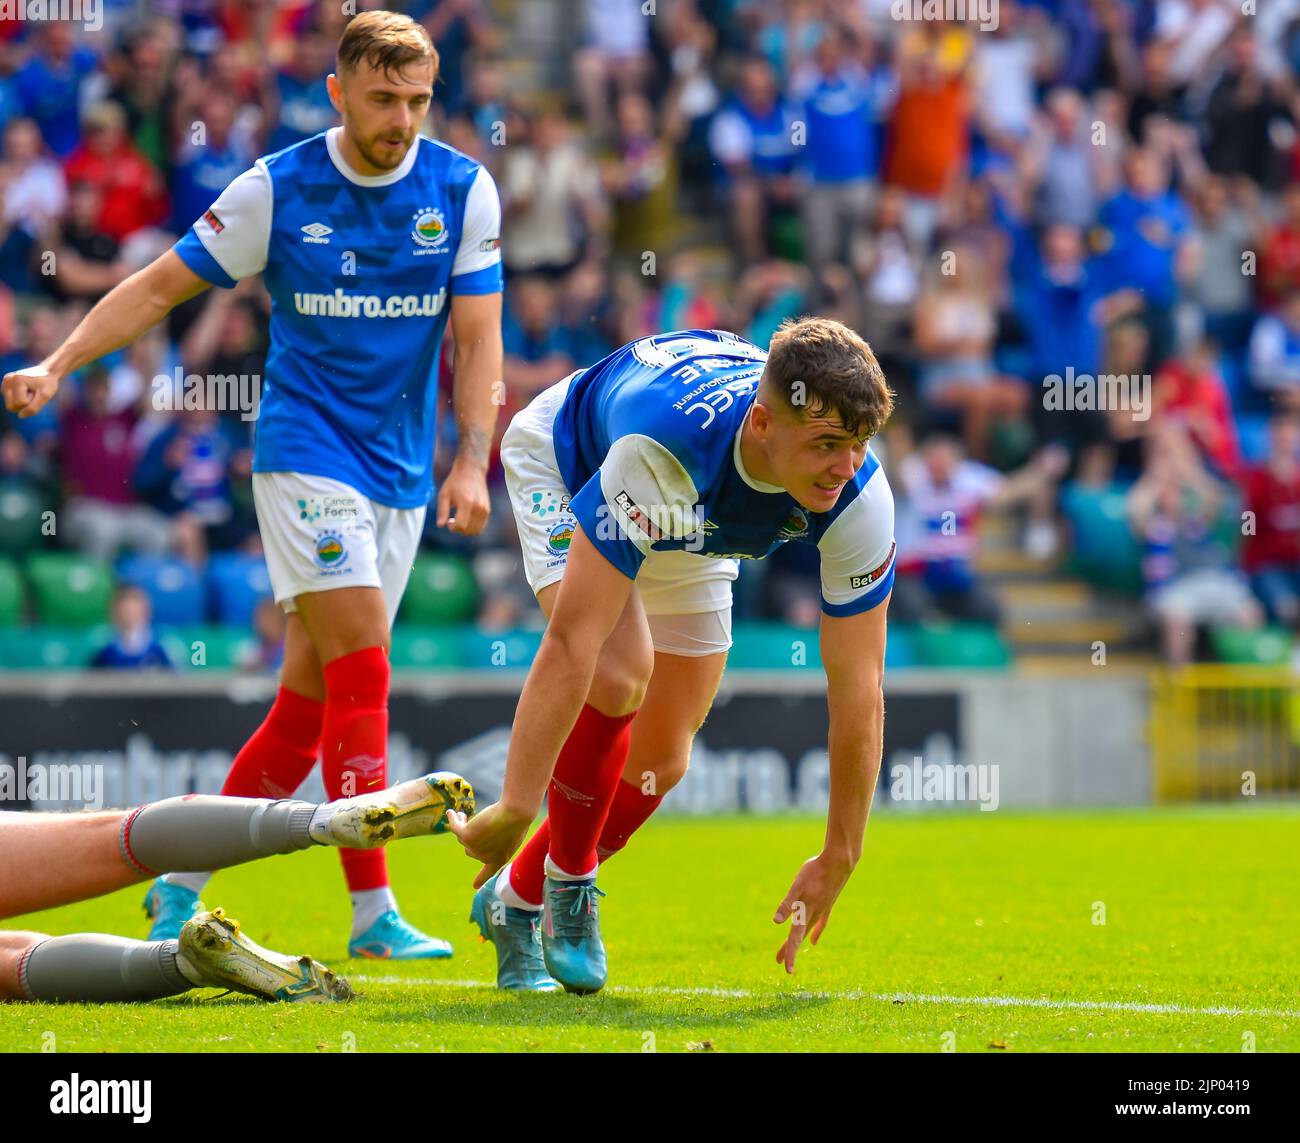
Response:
1248,290,1300,412
709,55,797,266
855,186,920,367
788,31,879,272
39,179,128,303
884,30,971,251
169,89,255,235
891,431,1067,625
264,21,337,153
1153,340,1243,482
64,102,169,244
501,107,605,277
10,20,98,159
913,245,1028,459
602,92,679,262
502,276,576,412
0,117,67,292
134,406,254,563
416,0,497,114
1202,25,1292,191
90,584,174,671
1156,0,1237,89
1128,431,1261,665
971,1,1049,153
1094,145,1195,367
61,365,173,562
1242,414,1300,626
239,597,287,674
1186,175,1259,355
1256,183,1300,311
1024,87,1114,230
574,0,653,139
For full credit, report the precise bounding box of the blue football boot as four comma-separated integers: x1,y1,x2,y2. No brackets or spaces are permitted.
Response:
348,910,453,960
143,878,202,942
541,876,607,995
470,872,560,991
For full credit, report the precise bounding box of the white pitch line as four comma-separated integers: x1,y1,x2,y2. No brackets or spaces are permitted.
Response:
350,977,1300,1020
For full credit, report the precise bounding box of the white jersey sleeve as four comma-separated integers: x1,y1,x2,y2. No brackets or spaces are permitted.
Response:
817,464,897,615
450,164,503,281
178,161,273,284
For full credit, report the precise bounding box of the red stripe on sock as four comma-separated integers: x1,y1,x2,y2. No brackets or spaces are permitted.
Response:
322,647,391,893
595,776,663,859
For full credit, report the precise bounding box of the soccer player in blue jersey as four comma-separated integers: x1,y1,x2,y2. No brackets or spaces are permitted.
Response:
2,11,503,960
449,319,896,993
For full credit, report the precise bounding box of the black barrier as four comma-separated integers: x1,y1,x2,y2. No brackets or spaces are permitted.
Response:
0,681,960,813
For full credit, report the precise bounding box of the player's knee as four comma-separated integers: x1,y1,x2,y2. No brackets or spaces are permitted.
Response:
590,643,653,716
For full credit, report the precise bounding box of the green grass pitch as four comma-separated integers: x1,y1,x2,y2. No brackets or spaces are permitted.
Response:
2,805,1297,1052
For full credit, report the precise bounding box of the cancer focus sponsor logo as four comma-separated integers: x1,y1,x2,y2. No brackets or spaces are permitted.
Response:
529,490,571,518
298,495,360,524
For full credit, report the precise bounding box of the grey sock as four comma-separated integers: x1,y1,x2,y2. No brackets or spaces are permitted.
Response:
20,935,191,1002
123,796,317,876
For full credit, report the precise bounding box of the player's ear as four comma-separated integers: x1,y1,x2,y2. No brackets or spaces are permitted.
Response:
326,73,344,114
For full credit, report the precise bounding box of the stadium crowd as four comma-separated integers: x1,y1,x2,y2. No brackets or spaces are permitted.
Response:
3,0,1300,668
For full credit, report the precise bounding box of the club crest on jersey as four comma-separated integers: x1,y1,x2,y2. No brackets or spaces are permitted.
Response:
314,532,349,570
779,507,810,541
850,541,896,590
546,521,575,556
412,207,449,252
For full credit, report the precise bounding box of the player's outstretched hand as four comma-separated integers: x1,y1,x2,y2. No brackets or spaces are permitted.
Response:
2,364,60,419
773,852,852,974
445,800,533,888
437,458,491,535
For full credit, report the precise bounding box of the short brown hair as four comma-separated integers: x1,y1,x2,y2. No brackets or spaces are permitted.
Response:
762,317,894,439
337,10,439,82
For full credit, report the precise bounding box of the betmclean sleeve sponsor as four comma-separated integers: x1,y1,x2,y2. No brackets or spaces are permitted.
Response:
448,165,503,294
172,162,273,287
816,457,897,616
568,433,704,578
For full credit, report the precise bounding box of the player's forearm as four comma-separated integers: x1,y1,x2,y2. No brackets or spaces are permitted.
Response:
500,630,600,816
823,682,885,868
45,266,183,378
451,331,503,471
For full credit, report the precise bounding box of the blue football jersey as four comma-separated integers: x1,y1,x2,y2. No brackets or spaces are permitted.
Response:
172,128,503,508
552,329,896,616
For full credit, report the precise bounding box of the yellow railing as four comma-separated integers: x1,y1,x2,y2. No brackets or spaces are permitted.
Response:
1150,666,1300,801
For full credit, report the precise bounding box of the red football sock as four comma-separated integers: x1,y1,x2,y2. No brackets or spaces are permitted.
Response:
595,776,664,860
321,646,391,893
220,685,324,800
509,774,663,906
542,702,639,879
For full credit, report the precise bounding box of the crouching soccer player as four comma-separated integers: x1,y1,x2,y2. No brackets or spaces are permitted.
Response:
0,772,473,1003
1,10,504,959
448,318,896,993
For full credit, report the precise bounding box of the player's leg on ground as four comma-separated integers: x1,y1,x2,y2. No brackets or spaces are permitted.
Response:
0,916,349,1004
147,616,326,938
3,781,467,922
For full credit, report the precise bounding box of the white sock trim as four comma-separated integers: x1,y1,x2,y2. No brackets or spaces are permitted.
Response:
162,871,211,894
544,854,598,882
350,886,397,936
494,863,542,911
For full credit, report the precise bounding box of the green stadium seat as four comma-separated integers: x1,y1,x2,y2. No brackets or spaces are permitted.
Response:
459,627,542,669
1209,625,1293,666
884,624,919,670
400,553,478,625
0,485,45,554
25,553,114,627
390,626,465,670
1062,485,1144,594
0,557,24,627
166,626,259,670
0,627,101,670
728,622,822,670
913,623,1012,669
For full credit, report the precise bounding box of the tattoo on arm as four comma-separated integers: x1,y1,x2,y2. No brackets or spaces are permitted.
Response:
458,425,492,468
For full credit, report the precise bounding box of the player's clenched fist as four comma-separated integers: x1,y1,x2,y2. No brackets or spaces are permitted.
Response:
445,800,533,888
2,365,61,419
